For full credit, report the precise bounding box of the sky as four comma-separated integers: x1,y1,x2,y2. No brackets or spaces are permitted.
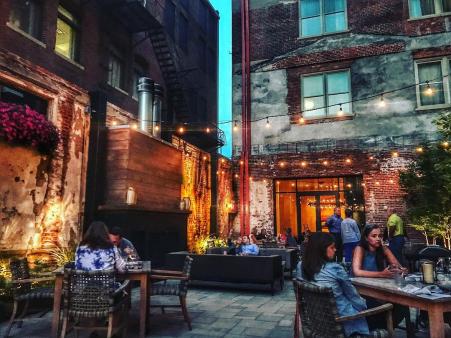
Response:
209,0,232,158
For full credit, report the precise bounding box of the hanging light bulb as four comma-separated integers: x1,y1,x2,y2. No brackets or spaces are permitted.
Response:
154,125,160,131
338,104,344,116
131,123,138,130
415,147,423,153
178,126,184,133
425,81,433,96
392,151,399,158
442,141,449,148
233,120,239,132
111,119,118,126
378,95,386,108
265,117,271,128
203,155,207,161
206,127,211,133
299,114,305,124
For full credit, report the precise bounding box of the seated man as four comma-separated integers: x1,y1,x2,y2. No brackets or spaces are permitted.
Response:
109,226,140,260
240,235,259,255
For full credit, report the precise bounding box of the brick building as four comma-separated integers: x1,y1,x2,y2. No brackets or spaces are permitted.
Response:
0,0,221,255
232,0,450,239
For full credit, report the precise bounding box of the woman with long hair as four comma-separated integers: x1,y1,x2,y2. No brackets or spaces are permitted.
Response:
352,224,409,330
352,224,405,278
299,232,370,337
75,221,126,272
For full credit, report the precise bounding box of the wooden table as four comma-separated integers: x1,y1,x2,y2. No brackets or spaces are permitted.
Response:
51,261,151,338
352,277,451,338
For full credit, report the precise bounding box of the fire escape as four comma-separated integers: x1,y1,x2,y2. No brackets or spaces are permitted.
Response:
97,0,225,150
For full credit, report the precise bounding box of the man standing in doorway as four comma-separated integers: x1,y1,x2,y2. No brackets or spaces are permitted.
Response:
326,207,343,262
387,208,406,264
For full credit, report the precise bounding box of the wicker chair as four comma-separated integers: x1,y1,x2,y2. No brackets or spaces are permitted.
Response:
59,268,130,338
293,279,394,338
150,256,194,330
2,258,54,338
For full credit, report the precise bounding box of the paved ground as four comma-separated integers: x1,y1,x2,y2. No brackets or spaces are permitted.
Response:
0,283,447,337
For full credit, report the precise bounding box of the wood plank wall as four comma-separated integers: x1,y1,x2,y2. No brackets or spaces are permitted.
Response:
104,127,182,211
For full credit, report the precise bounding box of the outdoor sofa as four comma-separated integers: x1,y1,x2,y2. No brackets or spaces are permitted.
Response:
206,246,299,277
165,251,283,293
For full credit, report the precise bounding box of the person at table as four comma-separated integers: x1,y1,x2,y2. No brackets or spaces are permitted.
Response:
352,224,409,331
256,228,267,241
75,221,126,272
227,236,242,255
285,227,298,247
341,208,361,262
297,232,370,337
386,208,406,264
326,207,343,262
109,226,140,261
352,224,406,278
240,235,259,255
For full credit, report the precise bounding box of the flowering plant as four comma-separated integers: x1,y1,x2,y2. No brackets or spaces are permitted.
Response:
0,101,59,155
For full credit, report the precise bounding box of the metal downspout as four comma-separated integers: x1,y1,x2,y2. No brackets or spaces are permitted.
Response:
240,0,251,235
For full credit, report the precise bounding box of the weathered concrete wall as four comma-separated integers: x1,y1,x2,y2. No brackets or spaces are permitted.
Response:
249,179,274,236
0,51,90,253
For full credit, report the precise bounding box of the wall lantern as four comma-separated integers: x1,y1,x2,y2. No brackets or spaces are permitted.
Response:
126,187,137,205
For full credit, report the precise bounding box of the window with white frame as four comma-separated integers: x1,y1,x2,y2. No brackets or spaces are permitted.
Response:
9,0,43,40
301,70,351,119
299,0,347,37
415,57,450,107
409,0,451,18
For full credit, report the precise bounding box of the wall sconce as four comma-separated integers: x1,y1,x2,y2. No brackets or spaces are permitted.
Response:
126,187,137,205
179,197,191,211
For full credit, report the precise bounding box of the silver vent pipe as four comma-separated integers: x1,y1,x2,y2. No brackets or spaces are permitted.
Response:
137,77,154,133
152,83,164,138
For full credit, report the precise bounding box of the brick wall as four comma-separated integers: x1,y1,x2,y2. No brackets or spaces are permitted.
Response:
232,0,451,63
233,150,423,241
0,51,90,253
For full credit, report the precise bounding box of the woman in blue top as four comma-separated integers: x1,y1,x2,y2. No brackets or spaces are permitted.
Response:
352,224,408,330
298,232,370,337
75,221,126,273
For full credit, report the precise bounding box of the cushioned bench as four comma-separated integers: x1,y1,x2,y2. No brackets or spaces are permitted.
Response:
165,251,284,294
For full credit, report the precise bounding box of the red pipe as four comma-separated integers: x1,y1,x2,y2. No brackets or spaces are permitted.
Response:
240,0,251,235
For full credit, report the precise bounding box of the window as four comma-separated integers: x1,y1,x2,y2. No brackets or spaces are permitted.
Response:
409,0,451,18
415,57,450,107
178,13,188,51
299,0,347,37
0,82,48,115
198,37,206,72
165,1,175,38
9,0,43,39
198,1,208,32
108,49,126,90
301,70,351,119
55,6,80,61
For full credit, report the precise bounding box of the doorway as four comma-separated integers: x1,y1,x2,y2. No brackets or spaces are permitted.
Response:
275,176,365,237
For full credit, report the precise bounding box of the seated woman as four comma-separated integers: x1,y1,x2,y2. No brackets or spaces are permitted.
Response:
75,221,126,273
297,232,370,337
240,235,259,255
352,224,409,330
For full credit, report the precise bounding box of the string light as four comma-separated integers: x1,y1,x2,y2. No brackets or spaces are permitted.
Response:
203,155,207,161
221,158,225,163
299,115,305,124
131,123,138,129
265,117,271,128
345,158,351,164
301,161,307,167
233,120,238,132
323,160,328,166
154,125,159,131
378,95,386,108
425,81,433,96
279,162,285,167
392,151,399,158
416,147,423,153
178,126,184,133
234,174,239,178
206,127,211,133
443,141,449,148
337,104,344,116
112,120,118,126
240,160,244,165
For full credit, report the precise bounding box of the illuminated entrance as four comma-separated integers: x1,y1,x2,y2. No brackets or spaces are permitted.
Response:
275,176,365,237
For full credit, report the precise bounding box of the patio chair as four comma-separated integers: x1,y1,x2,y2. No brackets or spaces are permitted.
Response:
2,258,54,338
59,268,129,338
150,256,193,330
293,279,394,338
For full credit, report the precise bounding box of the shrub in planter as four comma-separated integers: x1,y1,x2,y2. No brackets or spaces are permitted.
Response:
0,101,59,155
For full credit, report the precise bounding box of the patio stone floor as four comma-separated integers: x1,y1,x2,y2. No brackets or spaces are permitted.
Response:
1,283,447,337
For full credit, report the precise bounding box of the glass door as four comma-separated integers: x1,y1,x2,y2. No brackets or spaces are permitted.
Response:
299,195,317,233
